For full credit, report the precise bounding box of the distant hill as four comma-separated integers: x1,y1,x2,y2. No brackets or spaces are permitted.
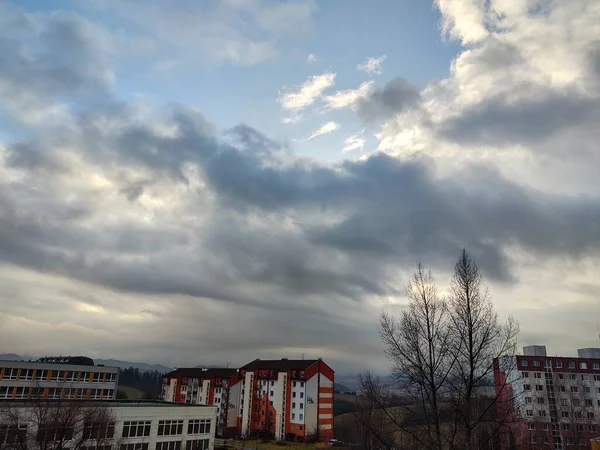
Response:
334,383,351,392
0,353,24,361
94,359,173,374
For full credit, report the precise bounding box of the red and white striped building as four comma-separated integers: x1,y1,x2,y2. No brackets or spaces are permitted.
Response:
162,359,335,442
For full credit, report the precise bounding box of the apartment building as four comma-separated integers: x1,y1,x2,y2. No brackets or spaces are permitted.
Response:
0,356,119,401
234,358,334,442
0,400,217,450
161,368,238,436
494,345,600,450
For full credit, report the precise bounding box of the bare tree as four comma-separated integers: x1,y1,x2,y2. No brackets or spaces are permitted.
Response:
0,395,119,450
378,262,454,450
447,249,519,450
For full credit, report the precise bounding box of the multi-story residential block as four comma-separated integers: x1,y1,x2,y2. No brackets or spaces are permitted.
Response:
162,368,238,436
494,345,600,450
0,400,217,450
0,356,119,401
234,358,334,442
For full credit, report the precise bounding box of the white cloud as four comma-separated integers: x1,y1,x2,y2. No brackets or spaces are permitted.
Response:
278,72,336,111
307,53,316,63
282,113,302,124
323,81,373,110
357,55,387,75
435,0,488,44
341,134,366,152
306,121,340,140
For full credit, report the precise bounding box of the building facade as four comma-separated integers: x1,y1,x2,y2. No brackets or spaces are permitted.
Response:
0,400,217,450
235,359,334,442
0,356,119,401
494,345,600,450
162,368,237,437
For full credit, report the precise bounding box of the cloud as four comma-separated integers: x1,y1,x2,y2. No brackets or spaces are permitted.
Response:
323,81,373,110
306,121,340,140
356,77,422,123
357,55,387,75
341,134,366,152
307,53,316,63
3,0,600,373
278,72,336,111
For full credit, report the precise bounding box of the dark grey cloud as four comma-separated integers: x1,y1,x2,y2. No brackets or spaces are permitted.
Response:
437,86,600,149
356,77,422,123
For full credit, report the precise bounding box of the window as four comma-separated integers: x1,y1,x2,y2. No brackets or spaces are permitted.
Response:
300,392,304,398
271,381,274,386
522,372,529,378
0,387,11,399
593,363,600,370
568,362,575,369
158,420,183,436
80,372,90,382
588,412,595,419
582,374,589,381
37,423,74,442
65,389,76,399
90,389,102,400
83,422,115,439
299,403,304,409
270,391,274,397
562,411,570,418
584,386,591,393
120,444,149,450
156,442,181,450
292,413,295,420
526,410,533,417
292,402,296,408
1,424,28,445
34,370,48,381
580,362,588,370
558,385,566,392
537,397,545,404
595,375,600,382
533,361,540,367
48,388,60,399
538,410,546,417
535,385,543,391
15,387,28,399
66,371,77,382
558,373,564,380
104,389,114,399
106,373,116,383
3,368,18,380
299,414,303,420
293,382,296,387
524,384,531,391
525,397,532,404
556,361,563,368
292,392,296,398
565,438,574,446
576,424,584,432
93,373,105,383
528,423,535,430
569,374,577,380
541,424,548,431
187,419,210,435
591,425,598,432
51,370,65,381
122,421,151,438
571,386,579,393
20,369,34,381
534,372,542,378
561,399,568,406
575,412,583,419
563,424,571,431
300,382,304,387
185,440,210,450
521,360,528,367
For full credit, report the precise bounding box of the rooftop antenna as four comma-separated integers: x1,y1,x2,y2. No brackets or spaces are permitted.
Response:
301,353,305,360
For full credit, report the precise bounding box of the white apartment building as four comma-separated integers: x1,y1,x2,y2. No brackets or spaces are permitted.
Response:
0,357,119,400
0,400,217,450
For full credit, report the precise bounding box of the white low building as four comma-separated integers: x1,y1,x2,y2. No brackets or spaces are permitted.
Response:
0,400,217,450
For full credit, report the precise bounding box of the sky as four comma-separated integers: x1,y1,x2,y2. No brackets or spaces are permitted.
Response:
0,0,600,375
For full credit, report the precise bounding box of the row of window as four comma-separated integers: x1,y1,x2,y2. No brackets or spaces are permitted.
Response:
523,384,600,394
119,441,209,450
122,420,211,438
0,386,114,399
527,422,598,433
525,396,600,407
527,435,588,446
0,368,116,383
525,409,595,419
520,360,600,370
523,372,600,381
